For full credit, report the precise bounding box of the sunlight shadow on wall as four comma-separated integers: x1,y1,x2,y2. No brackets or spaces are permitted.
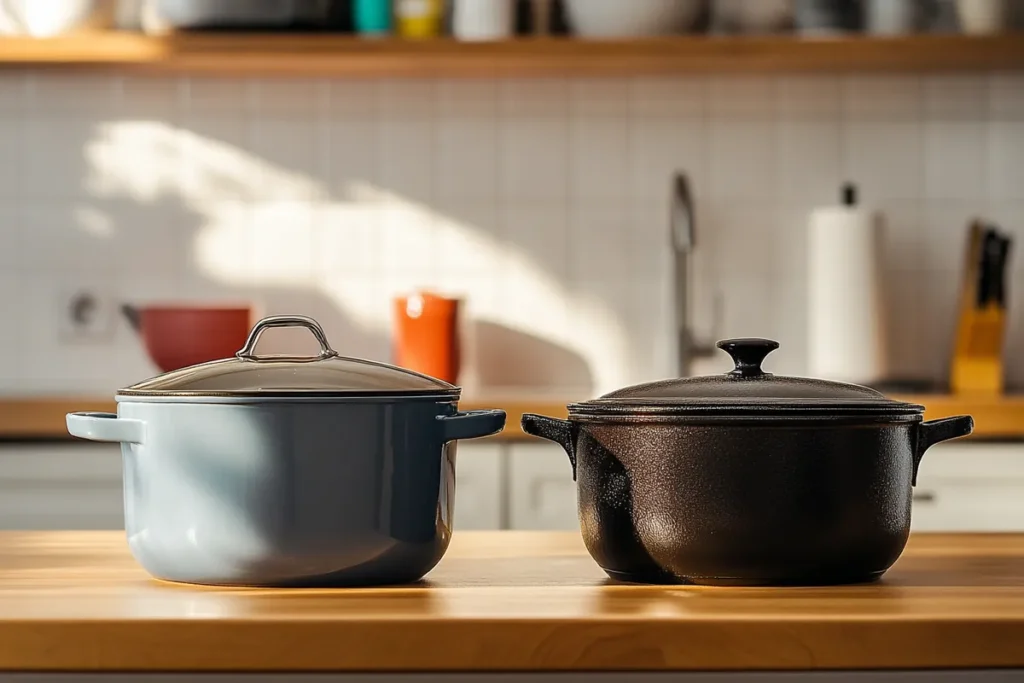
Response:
86,121,628,394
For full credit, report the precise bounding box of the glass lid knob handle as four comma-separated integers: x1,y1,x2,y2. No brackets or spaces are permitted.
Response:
237,315,339,361
717,338,779,378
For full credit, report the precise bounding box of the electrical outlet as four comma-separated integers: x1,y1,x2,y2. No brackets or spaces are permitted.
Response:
58,287,116,343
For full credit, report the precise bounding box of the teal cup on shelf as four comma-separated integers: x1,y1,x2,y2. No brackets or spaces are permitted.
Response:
353,0,393,34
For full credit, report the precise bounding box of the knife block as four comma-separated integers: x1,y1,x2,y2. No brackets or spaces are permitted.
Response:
950,222,1007,396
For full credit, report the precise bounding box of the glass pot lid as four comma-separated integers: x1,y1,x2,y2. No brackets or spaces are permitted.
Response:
117,315,459,398
569,338,923,417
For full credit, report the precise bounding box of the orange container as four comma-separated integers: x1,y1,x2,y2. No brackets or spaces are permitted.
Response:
393,292,461,384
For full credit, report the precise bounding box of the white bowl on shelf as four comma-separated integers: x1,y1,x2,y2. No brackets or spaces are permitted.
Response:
563,0,706,38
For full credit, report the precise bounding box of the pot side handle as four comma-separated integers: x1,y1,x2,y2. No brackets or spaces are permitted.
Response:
437,409,507,442
521,413,577,481
913,415,974,486
67,412,145,445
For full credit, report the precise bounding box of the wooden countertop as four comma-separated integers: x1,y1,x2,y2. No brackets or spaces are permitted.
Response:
4,393,1024,441
0,531,1023,672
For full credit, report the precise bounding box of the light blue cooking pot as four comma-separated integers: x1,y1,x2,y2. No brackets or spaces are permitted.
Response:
67,315,505,587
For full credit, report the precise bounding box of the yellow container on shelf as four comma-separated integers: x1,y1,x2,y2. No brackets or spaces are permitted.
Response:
396,0,444,37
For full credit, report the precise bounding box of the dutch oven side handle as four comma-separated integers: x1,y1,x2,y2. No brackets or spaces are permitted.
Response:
912,415,974,486
437,409,507,442
521,414,578,481
67,412,145,445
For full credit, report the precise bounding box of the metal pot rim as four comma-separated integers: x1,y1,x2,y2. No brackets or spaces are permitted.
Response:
115,388,462,402
567,399,925,419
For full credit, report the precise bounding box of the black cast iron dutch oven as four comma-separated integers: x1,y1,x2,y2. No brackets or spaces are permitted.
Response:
521,338,974,586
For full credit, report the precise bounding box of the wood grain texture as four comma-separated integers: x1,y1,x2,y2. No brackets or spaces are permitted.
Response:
0,33,1022,76
5,395,1021,442
0,531,1023,672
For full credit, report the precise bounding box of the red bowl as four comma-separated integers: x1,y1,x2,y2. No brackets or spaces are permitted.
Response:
131,306,253,373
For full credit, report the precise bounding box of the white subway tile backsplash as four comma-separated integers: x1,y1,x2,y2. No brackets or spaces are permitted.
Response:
500,79,568,117
183,77,251,118
437,80,497,118
923,201,985,273
917,268,958,379
844,122,923,202
629,117,705,201
774,76,841,120
568,203,630,281
776,120,841,205
768,274,808,376
877,200,925,272
250,78,326,118
500,118,569,201
629,77,706,118
629,199,672,274
990,202,1024,243
882,272,926,379
842,75,923,121
111,209,187,278
378,117,435,200
0,116,23,200
436,118,498,201
569,117,628,201
924,121,986,201
186,199,252,285
0,73,29,116
249,119,327,201
989,73,1024,120
708,77,775,119
435,202,502,276
379,203,437,277
0,207,20,268
378,79,436,115
708,120,776,201
118,77,182,121
718,276,776,340
31,74,120,120
924,75,988,121
773,205,809,278
1,69,1020,394
707,203,778,280
328,119,379,192
20,205,116,274
24,120,99,201
570,78,629,118
988,122,1024,201
501,203,569,280
248,200,317,286
328,80,380,117
316,201,380,276
178,117,253,202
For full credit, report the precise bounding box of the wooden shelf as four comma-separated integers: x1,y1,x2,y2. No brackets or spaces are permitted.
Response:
4,393,1023,442
0,32,1022,76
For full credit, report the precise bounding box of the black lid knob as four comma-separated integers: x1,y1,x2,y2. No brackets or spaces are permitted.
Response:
717,338,779,378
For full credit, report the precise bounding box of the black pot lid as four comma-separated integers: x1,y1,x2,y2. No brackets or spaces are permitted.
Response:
570,338,923,417
117,315,459,399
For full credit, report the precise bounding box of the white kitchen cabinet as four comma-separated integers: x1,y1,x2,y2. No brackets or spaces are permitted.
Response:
452,442,504,531
0,443,124,530
912,442,1024,532
508,442,579,531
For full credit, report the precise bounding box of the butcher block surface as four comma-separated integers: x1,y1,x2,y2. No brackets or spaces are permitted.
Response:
0,531,1023,672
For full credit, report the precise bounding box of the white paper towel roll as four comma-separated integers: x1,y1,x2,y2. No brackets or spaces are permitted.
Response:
807,188,887,385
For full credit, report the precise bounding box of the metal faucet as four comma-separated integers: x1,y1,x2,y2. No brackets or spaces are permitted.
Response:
671,172,717,377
